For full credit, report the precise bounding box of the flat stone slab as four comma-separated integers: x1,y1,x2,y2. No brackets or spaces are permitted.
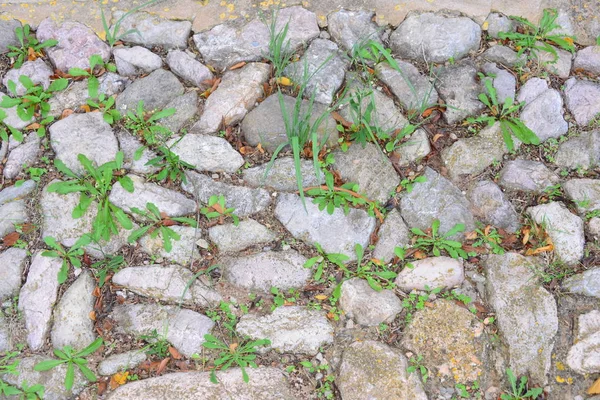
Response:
166,50,213,89
519,84,568,142
373,209,411,263
337,340,428,400
395,257,464,292
98,351,148,376
107,367,298,399
3,59,52,96
327,9,382,51
434,62,484,124
111,304,214,357
116,69,185,113
574,46,600,75
167,134,244,173
236,306,333,355
114,46,163,76
562,267,600,299
4,133,41,179
467,180,520,232
564,77,600,126
242,157,324,192
275,193,376,261
208,219,276,254
339,278,402,326
567,310,600,374
139,225,201,266
555,130,600,170
220,250,310,292
112,265,222,307
114,11,192,49
0,248,27,302
498,159,560,193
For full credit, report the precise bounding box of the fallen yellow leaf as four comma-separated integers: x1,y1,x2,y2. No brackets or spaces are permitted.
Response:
110,371,129,389
315,294,328,301
276,77,293,86
482,21,489,31
588,377,600,394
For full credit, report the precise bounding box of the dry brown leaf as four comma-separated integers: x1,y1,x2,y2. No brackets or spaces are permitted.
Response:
109,371,129,389
25,122,40,130
314,294,327,301
432,133,444,143
522,227,530,245
88,311,96,321
92,286,101,297
413,250,427,259
229,61,247,70
464,231,478,240
156,357,170,375
97,380,108,396
168,346,182,360
27,47,37,61
525,243,554,256
275,76,293,86
239,146,253,155
331,111,352,129
256,143,264,154
2,232,20,246
229,343,239,352
588,377,600,394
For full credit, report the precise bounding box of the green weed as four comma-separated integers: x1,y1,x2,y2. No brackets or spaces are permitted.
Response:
6,24,57,68
86,94,121,124
146,140,195,184
262,9,294,79
0,109,23,142
100,0,160,48
41,235,91,284
500,368,543,400
68,54,117,100
90,254,125,288
304,242,349,282
0,75,68,121
139,329,170,359
411,219,468,259
407,354,429,384
125,101,175,146
200,195,239,226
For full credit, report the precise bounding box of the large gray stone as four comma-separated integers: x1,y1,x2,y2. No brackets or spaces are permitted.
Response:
467,180,520,232
0,199,27,238
0,91,34,129
375,60,439,111
574,46,600,75
166,50,214,89
111,303,214,357
373,209,411,262
339,278,402,326
562,267,600,299
0,179,36,206
563,178,600,215
0,19,20,54
51,271,95,351
400,167,475,239
394,129,431,166
182,171,270,217
242,93,339,153
220,250,310,292
0,314,10,352
390,12,481,63
236,306,333,355
192,62,270,134
167,134,244,173
284,38,348,105
402,299,488,384
395,257,464,291
114,11,192,49
116,69,184,113
480,45,527,67
564,77,600,127
519,85,568,142
114,46,163,76
333,142,399,204
337,340,427,400
484,12,514,38
327,9,382,51
527,202,585,265
484,253,558,384
0,248,26,302
3,59,53,96
3,133,41,179
98,351,148,376
434,62,484,124
566,310,600,374
107,367,298,399
18,252,62,351
36,18,110,72
158,91,199,134
208,219,276,254
139,226,200,266
275,193,376,260
242,157,324,192
49,112,119,176
112,265,222,307
498,159,559,193
482,62,516,103
109,174,197,218
115,129,160,176
533,42,572,78
555,130,600,170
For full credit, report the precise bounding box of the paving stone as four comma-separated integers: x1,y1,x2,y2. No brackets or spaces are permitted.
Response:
467,180,520,232
564,77,600,126
3,59,53,96
589,218,600,241
482,62,516,102
375,59,439,111
3,132,41,179
484,253,558,384
339,278,402,326
395,257,464,291
112,265,222,307
36,18,110,72
208,219,276,254
116,69,184,113
574,46,600,76
182,171,270,217
533,42,573,78
400,167,475,239
0,180,35,207
158,91,198,133
327,9,382,51
275,193,376,260
0,248,27,302
106,367,298,399
498,159,560,193
242,93,339,153
18,251,62,351
402,299,488,383
390,12,481,63
0,91,34,129
373,209,411,263
192,62,270,134
114,46,163,76
337,340,427,400
562,267,600,299
115,129,160,175
51,271,95,351
333,142,399,203
442,122,508,180
109,174,197,219
484,12,514,38
519,85,568,142
0,199,27,238
527,202,585,265
434,62,484,124
49,112,118,176
555,130,600,170
284,39,348,105
516,77,548,105
167,134,244,173
242,157,324,192
2,355,86,399
394,129,431,166
0,19,20,54
480,45,527,67
111,303,214,357
220,250,310,292
138,225,200,266
563,178,600,215
98,351,148,376
114,11,192,49
567,310,600,374
0,314,10,352
237,306,333,355
166,50,213,89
